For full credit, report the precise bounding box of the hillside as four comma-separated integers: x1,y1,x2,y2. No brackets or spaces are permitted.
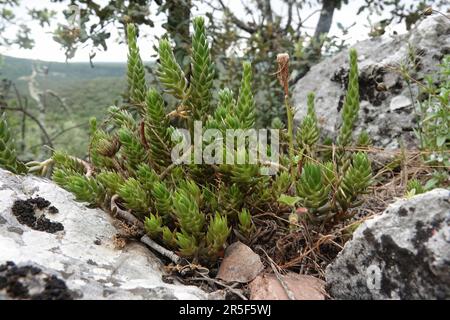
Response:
0,56,132,159
0,55,126,82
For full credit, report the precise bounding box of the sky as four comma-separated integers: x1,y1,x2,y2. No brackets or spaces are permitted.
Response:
0,0,422,63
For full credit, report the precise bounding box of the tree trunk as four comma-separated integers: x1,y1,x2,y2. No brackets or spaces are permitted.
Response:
291,0,339,85
313,0,338,50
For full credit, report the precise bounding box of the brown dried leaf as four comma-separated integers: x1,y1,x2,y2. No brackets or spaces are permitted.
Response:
276,53,290,96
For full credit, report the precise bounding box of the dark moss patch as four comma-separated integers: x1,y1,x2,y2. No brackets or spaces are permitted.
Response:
398,207,408,217
412,221,434,248
48,206,59,214
0,261,74,300
86,259,97,266
346,262,359,275
28,197,51,210
11,197,63,234
31,275,74,300
331,66,388,111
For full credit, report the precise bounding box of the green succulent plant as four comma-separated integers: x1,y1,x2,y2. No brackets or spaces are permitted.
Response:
337,48,360,149
16,17,373,265
405,179,426,197
127,23,147,109
297,92,320,154
290,49,372,223
238,208,254,237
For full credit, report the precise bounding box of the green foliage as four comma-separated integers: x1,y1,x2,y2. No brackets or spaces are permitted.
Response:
297,115,319,148
294,153,372,221
118,127,147,171
157,38,189,101
53,169,104,205
189,17,215,121
207,88,240,131
49,17,372,265
97,170,125,195
144,214,163,238
136,164,158,193
405,179,425,197
118,178,150,214
337,49,360,148
176,231,198,257
278,194,301,207
145,89,172,169
292,50,373,223
89,118,115,168
238,208,254,236
108,106,137,131
162,226,177,248
272,171,291,200
357,131,372,147
172,188,205,236
127,24,147,108
52,151,85,173
337,152,372,210
296,163,331,210
236,62,256,129
415,55,450,168
0,113,27,174
152,181,172,216
206,214,231,255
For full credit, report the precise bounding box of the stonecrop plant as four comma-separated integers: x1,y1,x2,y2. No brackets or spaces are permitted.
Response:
0,17,373,265
287,48,373,223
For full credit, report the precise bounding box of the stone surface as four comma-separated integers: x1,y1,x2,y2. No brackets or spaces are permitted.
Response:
293,16,450,149
216,242,264,283
0,168,210,300
325,189,450,300
249,273,325,300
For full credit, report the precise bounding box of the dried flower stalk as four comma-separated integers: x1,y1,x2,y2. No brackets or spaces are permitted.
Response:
277,53,290,96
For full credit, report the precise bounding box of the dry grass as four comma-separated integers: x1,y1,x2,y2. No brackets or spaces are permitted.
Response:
254,146,449,280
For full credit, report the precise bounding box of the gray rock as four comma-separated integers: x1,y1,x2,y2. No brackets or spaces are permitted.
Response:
0,168,210,300
325,188,450,300
293,16,450,149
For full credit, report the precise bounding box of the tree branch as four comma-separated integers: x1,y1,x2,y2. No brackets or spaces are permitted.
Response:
141,235,182,264
283,0,294,32
217,0,256,34
110,194,144,229
2,106,53,149
45,90,70,113
109,194,182,265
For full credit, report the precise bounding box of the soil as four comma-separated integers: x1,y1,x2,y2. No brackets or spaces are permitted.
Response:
0,261,74,300
11,197,64,233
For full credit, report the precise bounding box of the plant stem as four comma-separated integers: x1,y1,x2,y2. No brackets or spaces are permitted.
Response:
284,95,295,177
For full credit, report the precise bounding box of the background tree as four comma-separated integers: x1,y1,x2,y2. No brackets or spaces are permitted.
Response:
202,0,448,126
1,0,449,159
